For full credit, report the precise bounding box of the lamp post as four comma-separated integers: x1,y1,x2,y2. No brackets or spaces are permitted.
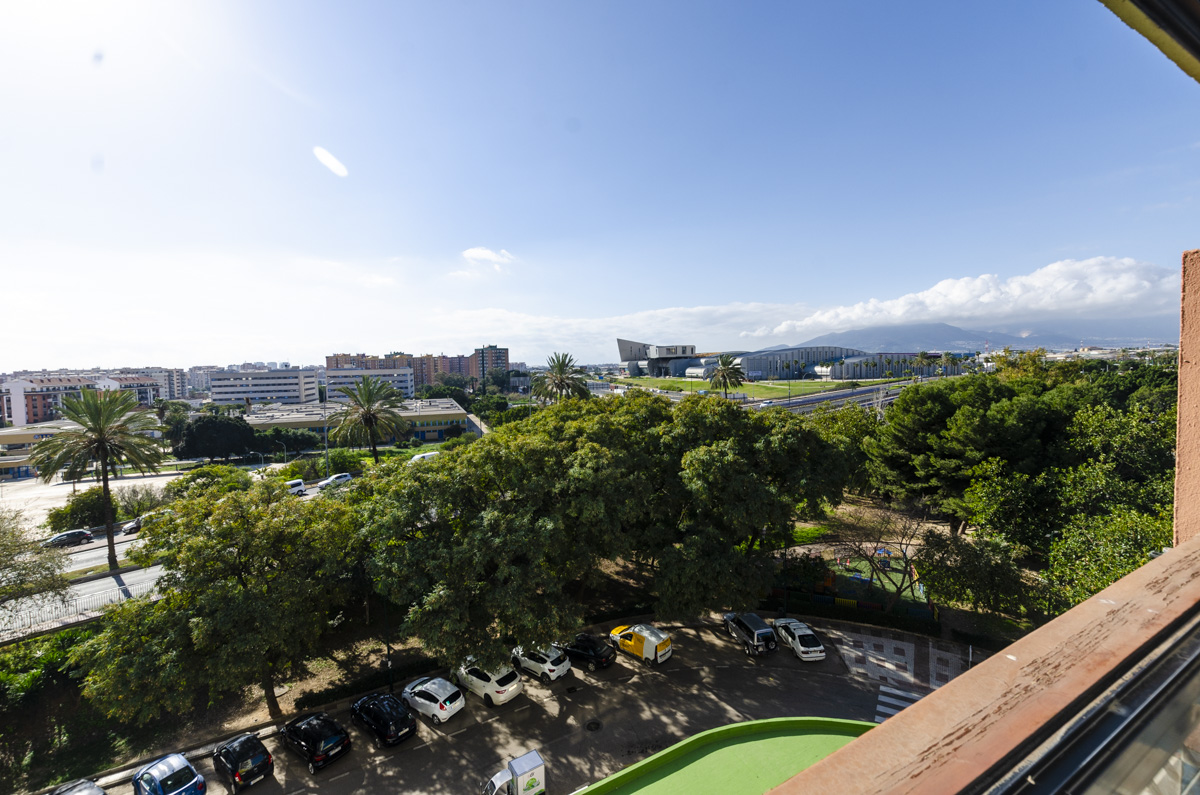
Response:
276,440,287,463
322,400,330,476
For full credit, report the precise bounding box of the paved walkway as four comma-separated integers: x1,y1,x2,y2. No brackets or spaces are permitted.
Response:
0,470,189,535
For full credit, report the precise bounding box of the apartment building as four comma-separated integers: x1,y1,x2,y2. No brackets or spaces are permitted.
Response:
326,367,415,399
0,374,162,426
325,352,414,370
209,369,318,405
187,365,222,393
469,345,510,379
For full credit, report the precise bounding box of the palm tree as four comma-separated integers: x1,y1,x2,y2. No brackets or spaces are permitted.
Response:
329,375,409,465
532,352,589,402
914,351,933,377
709,354,746,399
30,389,164,570
939,351,955,375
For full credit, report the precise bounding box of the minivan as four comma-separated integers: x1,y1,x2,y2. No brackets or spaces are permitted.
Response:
285,479,306,495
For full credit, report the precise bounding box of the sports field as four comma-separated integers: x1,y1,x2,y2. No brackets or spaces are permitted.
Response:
581,717,874,794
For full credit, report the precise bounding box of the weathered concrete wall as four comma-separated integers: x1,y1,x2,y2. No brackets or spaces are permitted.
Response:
1176,249,1200,545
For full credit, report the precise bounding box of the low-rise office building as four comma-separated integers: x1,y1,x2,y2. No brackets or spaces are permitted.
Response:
245,398,468,442
326,368,415,399
209,369,318,405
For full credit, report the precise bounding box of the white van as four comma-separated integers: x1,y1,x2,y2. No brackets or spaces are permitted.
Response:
285,479,306,495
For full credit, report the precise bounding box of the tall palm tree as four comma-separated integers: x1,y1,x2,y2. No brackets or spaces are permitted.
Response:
31,389,164,570
914,351,933,377
329,375,409,465
939,351,956,375
532,352,589,402
709,354,746,399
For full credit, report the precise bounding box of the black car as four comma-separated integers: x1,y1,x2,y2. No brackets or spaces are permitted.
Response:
213,732,274,792
350,692,418,748
722,612,778,656
41,530,94,548
554,633,618,672
281,712,351,775
50,781,106,795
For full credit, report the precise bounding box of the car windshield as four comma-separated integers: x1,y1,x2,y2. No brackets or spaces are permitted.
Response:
549,652,567,666
444,690,461,705
496,670,519,687
798,634,822,648
319,733,344,752
159,768,196,793
577,635,601,649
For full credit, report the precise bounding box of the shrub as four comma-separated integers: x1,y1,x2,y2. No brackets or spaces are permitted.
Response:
44,488,115,532
163,465,252,500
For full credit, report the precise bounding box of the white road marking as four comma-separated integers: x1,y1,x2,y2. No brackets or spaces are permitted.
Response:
879,685,924,700
330,772,350,782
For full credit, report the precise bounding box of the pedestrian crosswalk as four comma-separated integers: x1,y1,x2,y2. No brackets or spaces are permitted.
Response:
874,684,926,723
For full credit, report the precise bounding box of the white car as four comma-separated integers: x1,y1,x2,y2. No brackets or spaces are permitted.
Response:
285,479,306,495
772,618,826,661
400,676,464,725
511,646,572,684
408,451,441,465
454,659,524,706
317,472,352,490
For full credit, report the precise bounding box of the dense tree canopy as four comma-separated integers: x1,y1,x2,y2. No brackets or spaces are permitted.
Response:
177,414,255,462
355,391,845,669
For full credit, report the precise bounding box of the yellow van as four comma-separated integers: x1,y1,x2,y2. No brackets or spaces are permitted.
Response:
609,624,673,666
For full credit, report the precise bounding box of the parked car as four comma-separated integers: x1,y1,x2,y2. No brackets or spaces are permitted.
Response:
285,479,306,495
553,633,617,672
317,473,352,490
123,510,170,535
772,617,826,661
454,659,524,706
400,676,465,725
212,732,273,793
281,712,351,775
41,530,94,548
131,754,205,795
50,782,106,795
350,691,418,748
610,624,673,666
511,646,572,683
723,612,778,656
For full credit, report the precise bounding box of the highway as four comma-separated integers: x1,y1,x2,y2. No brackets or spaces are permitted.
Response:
62,532,143,572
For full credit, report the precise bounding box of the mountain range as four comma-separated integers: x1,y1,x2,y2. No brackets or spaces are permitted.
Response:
791,320,1179,354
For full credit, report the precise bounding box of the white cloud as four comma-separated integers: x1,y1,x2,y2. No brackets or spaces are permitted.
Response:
752,257,1177,338
451,247,516,278
312,146,348,177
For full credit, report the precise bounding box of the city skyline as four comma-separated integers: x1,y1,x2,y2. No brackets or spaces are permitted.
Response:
2,2,1195,369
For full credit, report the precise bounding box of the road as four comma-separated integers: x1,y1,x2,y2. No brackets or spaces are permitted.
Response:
63,533,142,572
95,622,891,794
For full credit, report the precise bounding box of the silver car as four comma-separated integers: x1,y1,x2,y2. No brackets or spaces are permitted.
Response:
400,676,464,726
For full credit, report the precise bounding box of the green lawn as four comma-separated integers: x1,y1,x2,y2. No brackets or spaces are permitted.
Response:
792,525,831,545
831,556,928,610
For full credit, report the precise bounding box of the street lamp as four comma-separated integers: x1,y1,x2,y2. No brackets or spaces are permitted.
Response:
276,440,287,463
322,399,331,476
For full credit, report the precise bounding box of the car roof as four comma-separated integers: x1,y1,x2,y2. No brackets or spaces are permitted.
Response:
134,753,191,779
215,732,265,756
50,781,106,795
629,624,669,643
774,617,814,632
419,677,459,699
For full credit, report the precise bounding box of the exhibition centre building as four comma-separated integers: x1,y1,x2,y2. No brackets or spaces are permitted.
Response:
616,339,956,380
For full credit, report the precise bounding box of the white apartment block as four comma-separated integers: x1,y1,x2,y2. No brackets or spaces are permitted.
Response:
187,366,223,392
326,368,415,400
209,370,318,405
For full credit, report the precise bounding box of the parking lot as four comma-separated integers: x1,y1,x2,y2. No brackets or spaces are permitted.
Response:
89,619,952,794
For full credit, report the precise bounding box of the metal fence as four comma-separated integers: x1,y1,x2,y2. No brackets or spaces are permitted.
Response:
0,580,158,640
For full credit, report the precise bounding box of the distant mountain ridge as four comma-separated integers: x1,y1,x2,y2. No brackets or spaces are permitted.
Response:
796,321,1178,353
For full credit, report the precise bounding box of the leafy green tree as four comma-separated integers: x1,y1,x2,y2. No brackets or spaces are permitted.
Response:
177,414,255,462
434,372,470,389
913,529,1029,614
324,446,366,476
1046,507,1172,610
30,389,164,570
0,507,69,621
44,487,117,533
802,404,881,494
417,384,471,408
113,484,168,522
252,427,321,457
163,464,252,500
329,376,409,465
532,352,589,402
162,406,189,451
486,367,509,391
708,354,745,399
72,482,362,721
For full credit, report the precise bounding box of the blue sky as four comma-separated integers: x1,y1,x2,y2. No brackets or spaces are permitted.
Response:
2,1,1196,369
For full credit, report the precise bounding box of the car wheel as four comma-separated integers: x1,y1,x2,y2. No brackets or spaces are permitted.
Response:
587,661,597,672
744,643,753,657
485,694,495,707
795,647,802,659
432,714,442,726
373,733,384,749
540,672,551,684
230,781,240,795
642,655,652,668
307,761,316,775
